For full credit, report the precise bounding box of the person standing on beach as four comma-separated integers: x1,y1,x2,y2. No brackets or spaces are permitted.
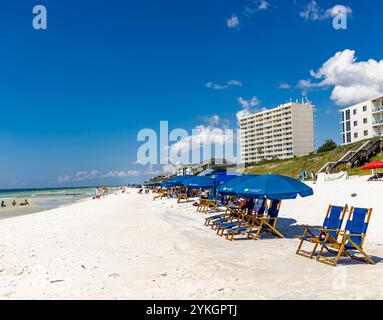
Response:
12,200,16,206
1,201,6,208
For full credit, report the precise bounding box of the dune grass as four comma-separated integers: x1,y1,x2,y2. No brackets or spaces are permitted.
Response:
242,138,382,178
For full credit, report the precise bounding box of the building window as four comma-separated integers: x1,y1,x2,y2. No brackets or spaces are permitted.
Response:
353,109,357,115
353,121,358,126
346,121,351,131
342,134,345,144
346,132,351,143
354,132,358,139
363,105,367,112
345,110,350,120
341,112,345,122
364,130,368,136
363,118,368,124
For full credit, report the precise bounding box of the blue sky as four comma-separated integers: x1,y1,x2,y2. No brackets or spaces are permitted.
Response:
0,0,382,188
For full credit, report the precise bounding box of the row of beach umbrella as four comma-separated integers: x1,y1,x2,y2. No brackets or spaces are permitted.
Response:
154,170,313,200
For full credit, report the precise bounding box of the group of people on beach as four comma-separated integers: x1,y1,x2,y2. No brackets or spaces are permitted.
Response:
94,187,109,199
1,199,30,208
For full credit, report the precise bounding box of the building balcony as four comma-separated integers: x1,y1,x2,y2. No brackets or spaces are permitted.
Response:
372,107,383,114
372,119,383,126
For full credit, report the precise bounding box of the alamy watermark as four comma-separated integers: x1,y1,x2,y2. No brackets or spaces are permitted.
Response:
32,5,47,30
332,5,348,30
136,121,241,166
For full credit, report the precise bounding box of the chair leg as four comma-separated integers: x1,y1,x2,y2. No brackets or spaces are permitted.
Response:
296,239,304,255
310,242,320,259
345,240,375,264
264,222,284,238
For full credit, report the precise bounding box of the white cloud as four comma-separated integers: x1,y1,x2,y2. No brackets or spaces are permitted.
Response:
57,169,140,183
104,170,140,178
279,82,291,89
298,49,383,105
198,114,230,128
236,96,262,121
206,82,228,90
227,15,240,29
299,1,352,21
167,123,235,163
230,1,271,29
244,0,270,17
162,164,179,174
57,175,71,183
206,80,242,90
227,80,242,87
258,0,270,10
238,96,259,109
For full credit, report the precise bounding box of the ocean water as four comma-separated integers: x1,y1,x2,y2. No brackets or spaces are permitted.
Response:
0,187,102,220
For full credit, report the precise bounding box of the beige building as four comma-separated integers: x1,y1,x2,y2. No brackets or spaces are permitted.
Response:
340,96,383,145
240,101,315,164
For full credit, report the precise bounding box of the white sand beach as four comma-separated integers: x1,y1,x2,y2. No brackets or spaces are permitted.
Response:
0,176,383,300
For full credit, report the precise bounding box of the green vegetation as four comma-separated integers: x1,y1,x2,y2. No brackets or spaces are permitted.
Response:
317,139,338,153
242,138,382,178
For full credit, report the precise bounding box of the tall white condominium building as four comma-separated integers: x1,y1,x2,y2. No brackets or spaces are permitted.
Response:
340,96,383,145
240,101,315,164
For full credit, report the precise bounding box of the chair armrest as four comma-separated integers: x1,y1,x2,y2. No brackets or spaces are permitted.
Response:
318,228,339,233
344,233,364,237
298,225,323,228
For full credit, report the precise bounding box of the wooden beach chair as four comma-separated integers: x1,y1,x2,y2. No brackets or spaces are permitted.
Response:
177,193,188,203
196,197,208,213
225,201,268,241
209,207,245,229
216,199,267,237
246,200,284,240
316,207,375,266
204,200,246,227
216,210,253,236
153,190,169,201
296,204,347,259
197,196,219,213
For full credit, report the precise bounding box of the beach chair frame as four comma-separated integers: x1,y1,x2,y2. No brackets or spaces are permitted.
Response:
296,205,347,259
215,209,251,236
246,200,284,240
225,212,267,241
316,207,374,266
204,206,239,226
197,199,219,213
177,193,188,204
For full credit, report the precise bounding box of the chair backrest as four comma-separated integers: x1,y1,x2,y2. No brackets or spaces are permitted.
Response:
323,205,347,238
255,198,268,215
345,207,372,248
267,200,281,220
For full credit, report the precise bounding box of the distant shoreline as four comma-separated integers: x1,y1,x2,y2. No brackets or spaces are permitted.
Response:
0,186,105,221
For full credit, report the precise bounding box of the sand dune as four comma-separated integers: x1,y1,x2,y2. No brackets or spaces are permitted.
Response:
0,177,382,299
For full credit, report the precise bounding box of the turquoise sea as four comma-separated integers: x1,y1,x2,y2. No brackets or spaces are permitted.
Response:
0,187,104,220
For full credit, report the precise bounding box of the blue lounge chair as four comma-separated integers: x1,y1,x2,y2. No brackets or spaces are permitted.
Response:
245,200,284,240
316,207,374,266
224,202,268,241
217,199,267,237
296,204,348,259
204,200,249,227
197,195,220,213
213,199,261,234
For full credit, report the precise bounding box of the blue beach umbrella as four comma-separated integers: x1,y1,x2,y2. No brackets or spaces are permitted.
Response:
199,168,227,177
214,174,238,185
182,176,215,189
217,174,258,196
161,182,174,188
234,174,314,200
164,175,193,187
